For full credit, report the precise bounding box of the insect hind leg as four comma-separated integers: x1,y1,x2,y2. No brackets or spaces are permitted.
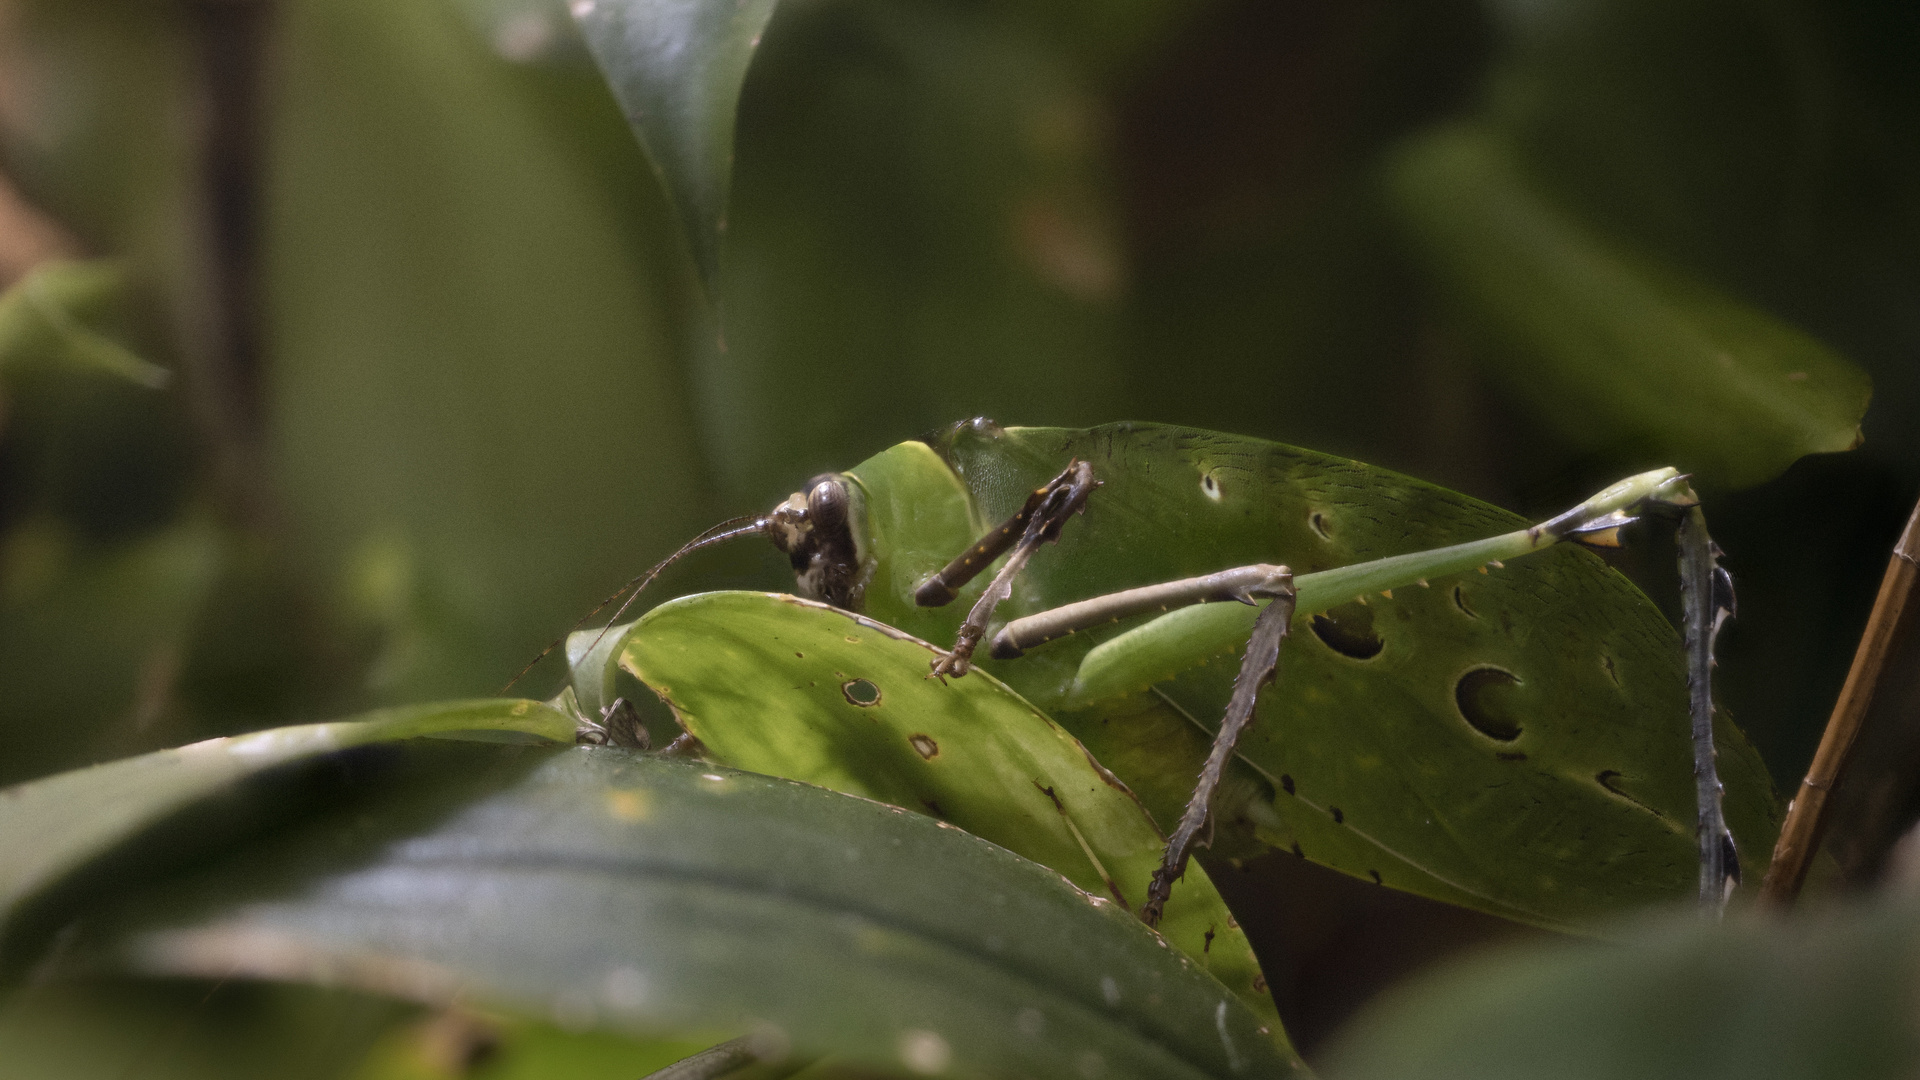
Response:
1144,583,1296,927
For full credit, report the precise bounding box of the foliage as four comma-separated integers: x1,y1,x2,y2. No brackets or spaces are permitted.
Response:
1,0,1918,1076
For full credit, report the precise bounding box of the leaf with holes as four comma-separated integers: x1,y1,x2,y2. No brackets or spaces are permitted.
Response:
611,590,1284,1033
576,422,1782,934
40,744,1304,1080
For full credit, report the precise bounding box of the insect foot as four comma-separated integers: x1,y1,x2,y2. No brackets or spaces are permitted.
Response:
574,697,650,749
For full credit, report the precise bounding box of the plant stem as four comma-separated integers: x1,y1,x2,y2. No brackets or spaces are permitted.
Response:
1760,492,1920,906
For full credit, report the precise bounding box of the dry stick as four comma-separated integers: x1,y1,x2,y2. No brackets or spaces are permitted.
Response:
1760,493,1920,906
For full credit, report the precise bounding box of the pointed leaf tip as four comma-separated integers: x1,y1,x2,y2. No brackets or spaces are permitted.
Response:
571,0,780,297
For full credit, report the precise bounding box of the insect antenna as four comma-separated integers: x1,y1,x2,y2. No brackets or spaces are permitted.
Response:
500,514,771,693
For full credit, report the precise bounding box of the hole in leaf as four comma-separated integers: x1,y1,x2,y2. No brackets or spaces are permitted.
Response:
1455,666,1524,741
1309,511,1332,540
842,679,882,706
908,734,939,759
1452,584,1477,618
1310,603,1382,659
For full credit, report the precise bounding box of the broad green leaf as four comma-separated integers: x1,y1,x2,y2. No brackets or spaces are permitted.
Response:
852,423,1782,931
1387,124,1870,490
610,592,1286,1036
0,260,169,388
1323,898,1920,1080
571,0,778,294
60,744,1301,1080
0,698,570,933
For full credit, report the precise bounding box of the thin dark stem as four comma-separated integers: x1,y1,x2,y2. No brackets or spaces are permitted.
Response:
1761,493,1920,905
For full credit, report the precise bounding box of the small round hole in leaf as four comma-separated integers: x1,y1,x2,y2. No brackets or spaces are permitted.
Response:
1455,666,1524,741
842,679,882,706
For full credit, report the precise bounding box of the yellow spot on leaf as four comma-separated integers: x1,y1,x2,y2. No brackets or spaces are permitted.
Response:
606,789,650,822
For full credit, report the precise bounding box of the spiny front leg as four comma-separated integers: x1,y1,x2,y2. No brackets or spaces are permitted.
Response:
1143,579,1295,928
924,460,1098,680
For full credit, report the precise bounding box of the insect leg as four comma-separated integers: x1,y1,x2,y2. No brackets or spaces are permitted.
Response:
928,460,1097,679
1677,504,1738,911
991,564,1293,659
1143,579,1296,928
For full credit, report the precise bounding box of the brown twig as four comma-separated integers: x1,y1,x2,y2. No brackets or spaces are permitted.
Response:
1760,492,1920,906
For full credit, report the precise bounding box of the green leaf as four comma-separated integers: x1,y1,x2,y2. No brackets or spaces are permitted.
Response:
0,260,169,389
267,0,716,701
609,592,1288,1039
571,0,779,294
886,424,1783,932
0,698,571,933
62,744,1301,1080
1387,123,1871,490
1322,898,1920,1080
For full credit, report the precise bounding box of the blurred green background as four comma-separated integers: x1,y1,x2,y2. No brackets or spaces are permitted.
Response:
2,0,1917,1066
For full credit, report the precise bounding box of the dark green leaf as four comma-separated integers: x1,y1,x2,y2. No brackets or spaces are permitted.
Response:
571,0,778,294
1323,898,1920,1080
613,591,1287,1033
65,744,1301,1080
0,698,571,932
1387,124,1871,490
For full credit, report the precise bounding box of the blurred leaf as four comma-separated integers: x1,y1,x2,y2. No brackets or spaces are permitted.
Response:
451,0,588,65
0,514,223,786
350,1011,713,1080
612,591,1288,1035
0,697,570,932
696,0,1128,502
267,0,714,701
1322,898,1920,1080
571,0,779,294
70,745,1300,1080
0,979,409,1080
0,260,169,388
1388,123,1871,489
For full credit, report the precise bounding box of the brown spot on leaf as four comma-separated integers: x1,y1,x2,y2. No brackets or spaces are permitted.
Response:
909,734,939,760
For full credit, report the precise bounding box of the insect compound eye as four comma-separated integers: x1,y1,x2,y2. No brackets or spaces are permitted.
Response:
806,478,849,532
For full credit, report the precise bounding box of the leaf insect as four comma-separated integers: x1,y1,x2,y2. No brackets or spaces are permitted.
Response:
548,420,1759,927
